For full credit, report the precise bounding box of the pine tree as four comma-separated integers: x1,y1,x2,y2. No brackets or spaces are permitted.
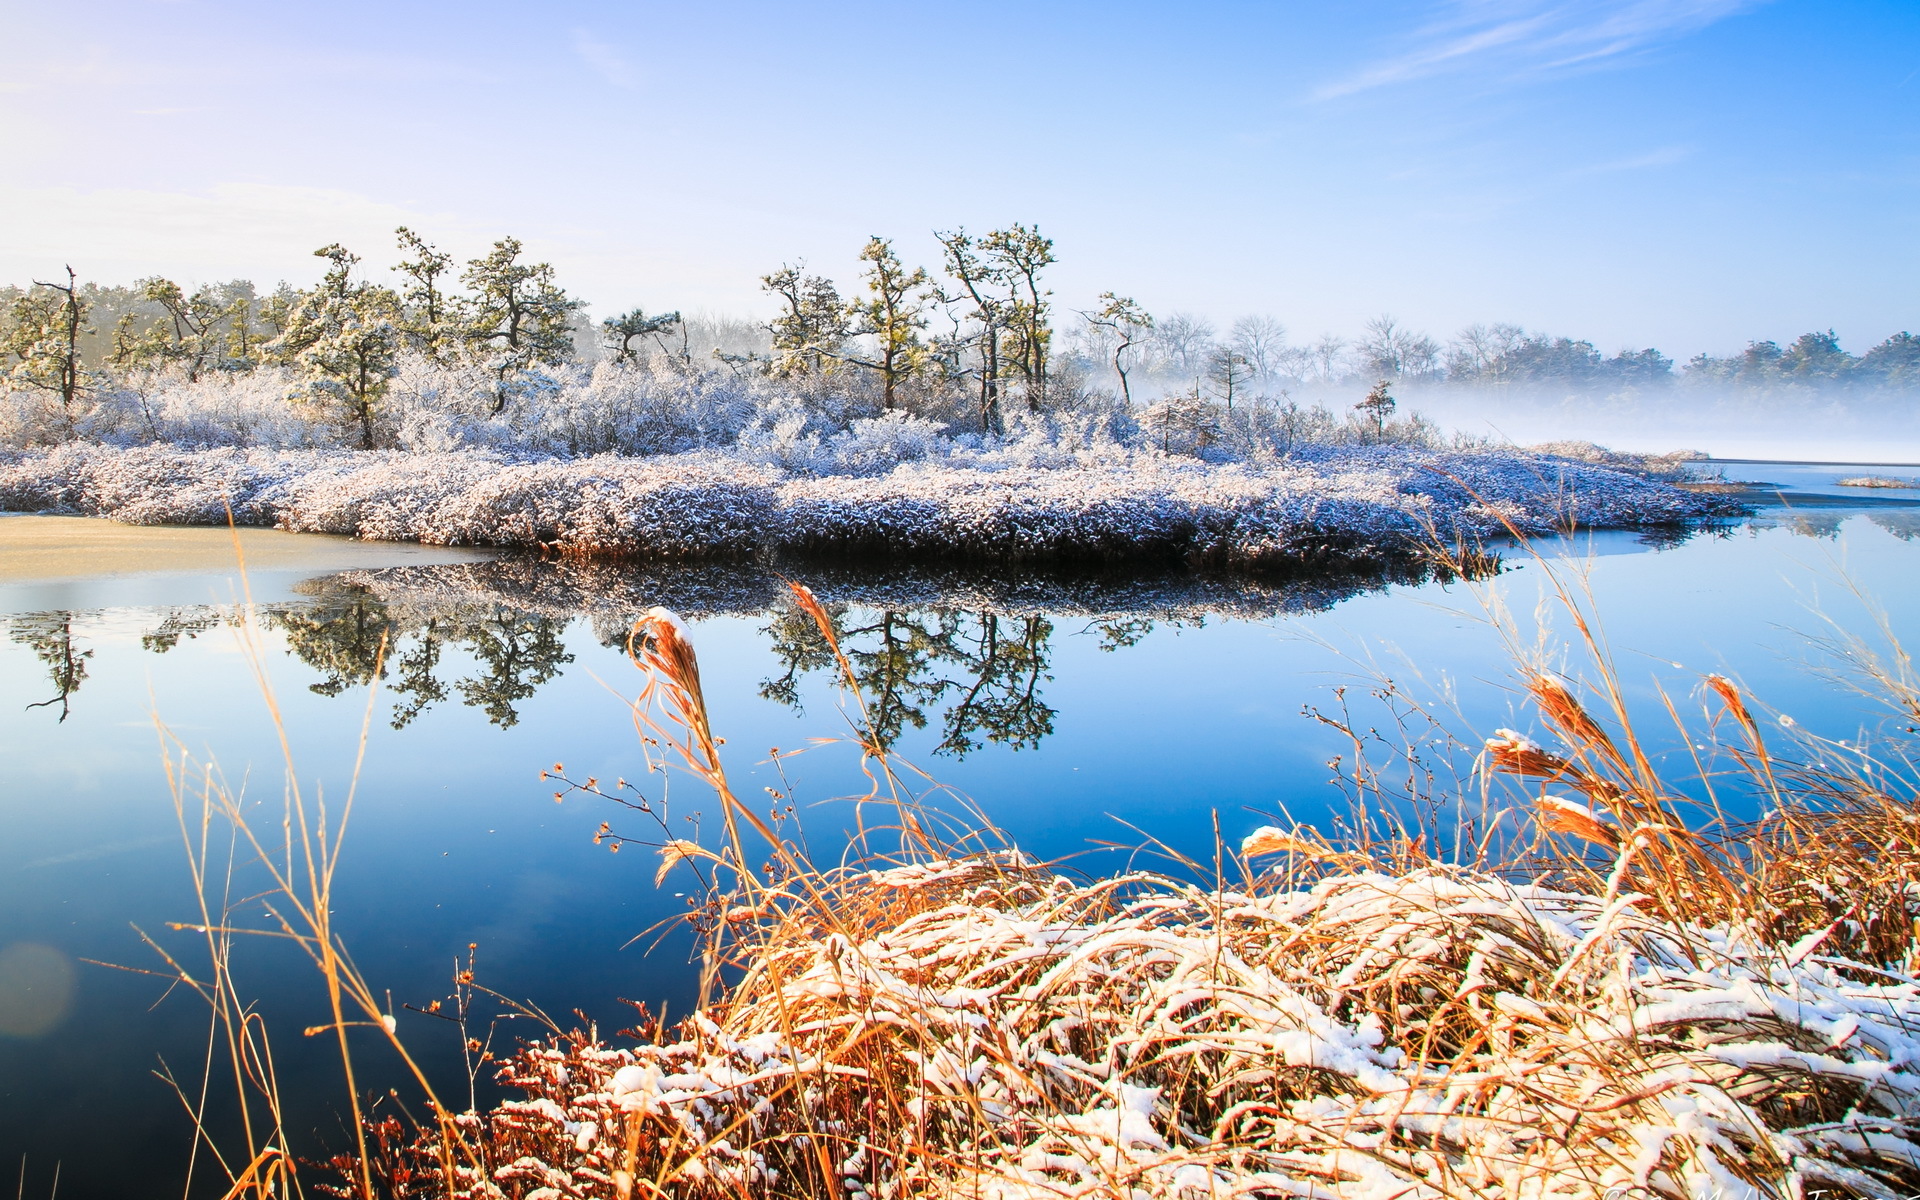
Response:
761,265,849,376
845,237,931,410
460,237,579,412
1354,379,1396,441
3,267,93,437
981,224,1055,411
602,307,683,366
267,245,403,450
934,228,1013,432
393,227,457,359
1084,293,1152,407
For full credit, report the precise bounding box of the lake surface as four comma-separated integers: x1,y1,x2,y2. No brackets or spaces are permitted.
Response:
2,461,1918,1198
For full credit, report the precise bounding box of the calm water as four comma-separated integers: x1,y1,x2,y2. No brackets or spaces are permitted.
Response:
2,462,1917,1198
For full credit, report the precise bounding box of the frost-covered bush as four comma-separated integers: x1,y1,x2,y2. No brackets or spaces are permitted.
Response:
0,441,1741,567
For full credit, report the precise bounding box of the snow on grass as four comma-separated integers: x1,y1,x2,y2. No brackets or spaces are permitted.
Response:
0,441,1739,569
377,861,1920,1200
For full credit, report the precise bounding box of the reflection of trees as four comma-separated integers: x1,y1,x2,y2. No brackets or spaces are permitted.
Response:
141,612,221,653
268,584,574,729
7,614,93,722
762,603,1057,756
453,611,572,728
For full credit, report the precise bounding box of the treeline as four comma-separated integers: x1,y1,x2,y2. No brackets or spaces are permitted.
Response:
4,225,1915,455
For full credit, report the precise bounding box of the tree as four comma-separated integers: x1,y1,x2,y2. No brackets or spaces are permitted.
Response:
1861,331,1920,386
601,307,683,366
115,277,232,380
1207,345,1253,409
1779,330,1855,383
934,228,1013,432
1155,312,1216,377
460,237,580,411
3,267,92,435
393,227,457,359
8,613,92,722
1307,333,1348,383
761,265,849,376
1446,323,1526,382
1082,293,1153,407
980,224,1055,410
1354,379,1395,441
1357,315,1439,380
1604,347,1673,386
1228,315,1287,381
257,282,301,348
268,245,403,449
844,237,931,410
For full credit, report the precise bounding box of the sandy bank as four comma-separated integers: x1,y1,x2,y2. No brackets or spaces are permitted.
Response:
0,514,491,584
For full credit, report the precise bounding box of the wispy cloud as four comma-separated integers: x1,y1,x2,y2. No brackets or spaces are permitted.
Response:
571,28,637,89
1316,1,1764,100
1564,144,1694,176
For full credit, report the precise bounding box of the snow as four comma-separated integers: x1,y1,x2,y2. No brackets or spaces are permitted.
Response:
441,863,1920,1199
0,439,1737,569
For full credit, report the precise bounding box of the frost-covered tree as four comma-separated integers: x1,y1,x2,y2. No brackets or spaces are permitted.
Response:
1082,293,1152,407
393,227,458,359
1354,379,1396,441
110,277,245,380
762,265,849,376
602,307,683,366
460,237,580,411
845,237,931,410
3,267,93,436
268,245,402,449
934,228,1013,432
980,224,1055,411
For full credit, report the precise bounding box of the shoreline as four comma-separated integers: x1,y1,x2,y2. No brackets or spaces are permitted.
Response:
0,443,1745,575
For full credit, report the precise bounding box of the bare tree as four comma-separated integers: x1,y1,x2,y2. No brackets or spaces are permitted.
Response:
1357,315,1441,381
1308,333,1348,383
1228,315,1287,381
1447,322,1527,382
1207,346,1253,410
1155,312,1216,376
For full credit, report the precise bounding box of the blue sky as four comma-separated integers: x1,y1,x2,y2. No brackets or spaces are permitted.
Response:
1,0,1914,357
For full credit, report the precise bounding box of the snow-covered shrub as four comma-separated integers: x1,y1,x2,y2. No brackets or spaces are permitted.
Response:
0,441,1741,564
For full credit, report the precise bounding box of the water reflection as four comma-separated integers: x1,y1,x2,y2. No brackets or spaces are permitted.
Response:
267,584,576,728
7,613,91,721
763,606,1057,754
0,556,1489,753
